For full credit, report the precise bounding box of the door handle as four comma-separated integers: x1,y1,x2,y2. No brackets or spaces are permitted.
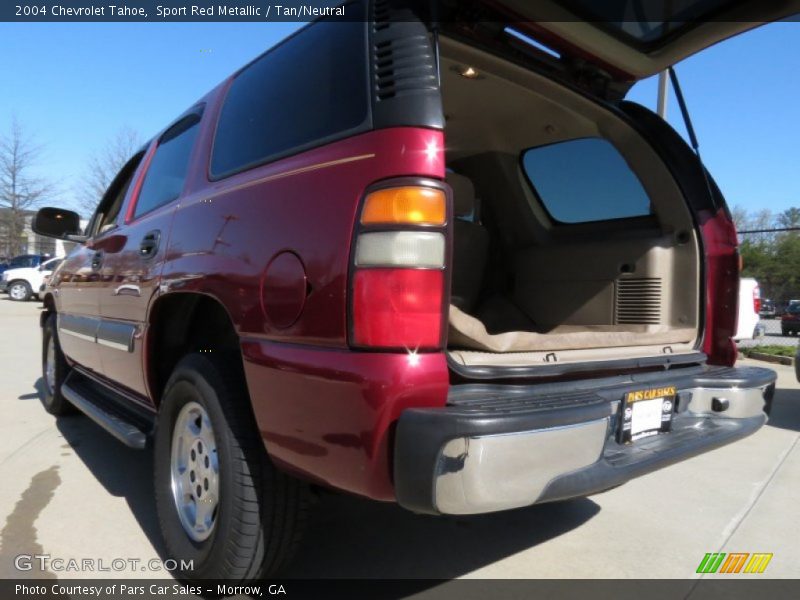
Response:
90,251,103,271
140,230,161,259
113,284,141,297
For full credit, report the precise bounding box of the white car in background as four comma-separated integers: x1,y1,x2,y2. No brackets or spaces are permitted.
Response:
1,256,63,302
734,277,764,341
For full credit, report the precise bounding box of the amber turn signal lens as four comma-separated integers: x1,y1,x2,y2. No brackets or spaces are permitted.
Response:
361,187,446,226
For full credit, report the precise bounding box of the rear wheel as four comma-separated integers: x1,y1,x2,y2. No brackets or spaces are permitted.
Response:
8,280,32,301
154,353,310,580
41,313,74,415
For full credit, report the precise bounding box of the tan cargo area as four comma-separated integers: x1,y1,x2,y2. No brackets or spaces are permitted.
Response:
440,37,701,368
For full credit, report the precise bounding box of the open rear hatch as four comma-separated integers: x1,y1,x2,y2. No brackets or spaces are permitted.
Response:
435,0,798,378
440,0,800,99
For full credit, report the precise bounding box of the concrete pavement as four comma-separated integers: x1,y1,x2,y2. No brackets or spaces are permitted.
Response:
0,298,797,582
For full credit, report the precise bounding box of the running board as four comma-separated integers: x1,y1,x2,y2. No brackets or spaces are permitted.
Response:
60,371,153,449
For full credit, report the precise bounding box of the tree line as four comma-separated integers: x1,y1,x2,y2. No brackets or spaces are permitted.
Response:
732,206,800,306
0,117,141,258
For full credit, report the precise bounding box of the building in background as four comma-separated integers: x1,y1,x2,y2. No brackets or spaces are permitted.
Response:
0,208,84,259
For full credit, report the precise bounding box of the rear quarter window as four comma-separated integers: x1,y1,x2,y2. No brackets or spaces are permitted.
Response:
210,17,369,179
521,137,652,224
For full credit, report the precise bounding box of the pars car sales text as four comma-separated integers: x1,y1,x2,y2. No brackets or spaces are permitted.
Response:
15,584,285,596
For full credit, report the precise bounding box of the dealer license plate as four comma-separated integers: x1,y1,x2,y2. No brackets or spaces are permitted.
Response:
618,386,676,444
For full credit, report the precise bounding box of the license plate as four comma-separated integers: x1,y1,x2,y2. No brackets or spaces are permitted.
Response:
618,386,676,443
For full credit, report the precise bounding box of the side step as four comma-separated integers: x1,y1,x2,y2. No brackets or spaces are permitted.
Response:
61,370,154,449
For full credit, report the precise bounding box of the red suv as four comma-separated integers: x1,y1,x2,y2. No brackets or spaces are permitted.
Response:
34,2,782,581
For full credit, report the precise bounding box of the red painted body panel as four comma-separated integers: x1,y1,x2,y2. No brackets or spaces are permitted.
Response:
162,126,445,347
261,251,307,329
153,121,446,498
240,340,449,501
98,205,177,398
53,244,103,371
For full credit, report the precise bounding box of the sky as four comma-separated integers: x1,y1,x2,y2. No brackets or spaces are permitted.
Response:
0,20,797,216
626,22,800,217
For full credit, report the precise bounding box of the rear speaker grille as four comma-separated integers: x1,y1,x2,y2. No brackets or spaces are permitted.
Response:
615,278,662,325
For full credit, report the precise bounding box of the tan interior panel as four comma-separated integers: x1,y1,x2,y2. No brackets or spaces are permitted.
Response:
512,235,698,329
439,35,702,369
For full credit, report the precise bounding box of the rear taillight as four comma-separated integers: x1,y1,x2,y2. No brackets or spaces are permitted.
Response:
753,285,761,314
360,186,446,226
700,208,739,366
349,183,449,350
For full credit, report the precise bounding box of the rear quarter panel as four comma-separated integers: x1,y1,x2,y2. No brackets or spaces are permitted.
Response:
161,113,448,499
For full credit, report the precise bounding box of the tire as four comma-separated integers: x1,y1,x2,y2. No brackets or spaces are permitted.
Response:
154,353,310,581
41,313,75,415
8,280,32,301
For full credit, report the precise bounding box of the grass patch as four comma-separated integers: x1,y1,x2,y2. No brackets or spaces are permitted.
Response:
741,345,796,358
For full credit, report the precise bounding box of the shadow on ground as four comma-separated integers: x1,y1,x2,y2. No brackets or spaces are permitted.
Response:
20,377,164,556
767,387,800,433
18,378,45,401
53,412,166,558
25,380,601,580
286,493,600,578
21,363,796,580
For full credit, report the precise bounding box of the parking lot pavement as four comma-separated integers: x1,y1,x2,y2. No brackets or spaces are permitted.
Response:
0,298,798,582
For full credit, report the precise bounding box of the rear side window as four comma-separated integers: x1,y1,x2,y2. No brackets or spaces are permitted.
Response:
210,18,368,178
134,117,200,219
521,137,652,224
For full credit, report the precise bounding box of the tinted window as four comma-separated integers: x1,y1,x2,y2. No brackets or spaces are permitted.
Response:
134,118,200,219
211,19,368,178
42,259,62,271
94,152,144,235
560,0,736,45
9,256,39,268
522,137,652,224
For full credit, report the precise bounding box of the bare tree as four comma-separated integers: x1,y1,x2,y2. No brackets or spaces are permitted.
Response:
731,204,750,233
751,208,776,245
77,126,143,217
778,207,800,230
0,117,52,257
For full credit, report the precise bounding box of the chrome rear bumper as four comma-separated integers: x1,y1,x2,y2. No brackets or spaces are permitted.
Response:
394,365,775,515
